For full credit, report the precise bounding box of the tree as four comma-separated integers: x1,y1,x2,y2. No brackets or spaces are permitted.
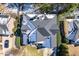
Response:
58,4,79,21
57,43,69,56
35,4,54,13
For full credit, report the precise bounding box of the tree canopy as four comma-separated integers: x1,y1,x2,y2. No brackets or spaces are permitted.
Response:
58,4,79,21
35,4,54,13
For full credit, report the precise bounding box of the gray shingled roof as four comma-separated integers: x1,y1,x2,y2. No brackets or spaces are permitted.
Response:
30,15,51,28
0,25,9,36
21,25,30,32
24,14,30,20
75,29,79,39
38,28,50,36
74,20,79,39
0,14,9,25
50,24,59,31
74,20,79,29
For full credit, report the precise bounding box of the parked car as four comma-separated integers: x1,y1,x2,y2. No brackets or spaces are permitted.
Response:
4,40,9,48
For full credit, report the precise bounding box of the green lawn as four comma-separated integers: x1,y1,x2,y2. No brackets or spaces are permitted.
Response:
16,37,20,48
56,31,61,47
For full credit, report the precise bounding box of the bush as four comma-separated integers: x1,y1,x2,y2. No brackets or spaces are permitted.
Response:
57,43,69,56
15,37,20,48
62,38,69,44
12,16,19,32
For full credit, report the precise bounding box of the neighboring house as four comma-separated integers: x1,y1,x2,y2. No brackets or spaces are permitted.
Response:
21,14,59,49
74,20,79,41
64,15,79,43
0,14,10,55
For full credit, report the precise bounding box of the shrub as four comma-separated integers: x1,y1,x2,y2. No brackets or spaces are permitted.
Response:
62,38,69,44
57,43,69,56
15,37,20,48
57,32,61,47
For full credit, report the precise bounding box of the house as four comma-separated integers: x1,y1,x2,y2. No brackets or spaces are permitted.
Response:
21,14,59,49
74,20,79,41
0,14,10,55
64,15,79,43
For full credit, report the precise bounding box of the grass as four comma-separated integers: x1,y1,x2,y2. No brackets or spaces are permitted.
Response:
19,45,43,56
16,37,20,47
25,45,43,56
56,31,61,47
11,45,43,56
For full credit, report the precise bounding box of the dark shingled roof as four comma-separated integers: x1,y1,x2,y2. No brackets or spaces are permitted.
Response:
38,28,50,36
30,15,51,28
